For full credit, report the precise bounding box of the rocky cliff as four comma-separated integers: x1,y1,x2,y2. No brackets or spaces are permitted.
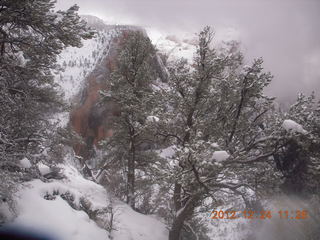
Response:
69,23,168,161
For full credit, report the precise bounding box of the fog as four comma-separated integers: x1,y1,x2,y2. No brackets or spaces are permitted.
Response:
56,0,320,105
252,196,320,240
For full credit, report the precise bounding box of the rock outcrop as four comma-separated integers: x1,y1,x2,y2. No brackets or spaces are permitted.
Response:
70,25,168,160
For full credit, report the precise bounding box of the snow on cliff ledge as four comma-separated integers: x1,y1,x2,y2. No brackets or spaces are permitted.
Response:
282,119,307,134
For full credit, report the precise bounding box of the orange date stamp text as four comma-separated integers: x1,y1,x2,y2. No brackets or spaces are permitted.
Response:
209,209,309,220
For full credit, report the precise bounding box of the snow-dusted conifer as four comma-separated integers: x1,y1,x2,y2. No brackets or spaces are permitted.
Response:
154,27,278,240
100,30,158,209
0,0,94,213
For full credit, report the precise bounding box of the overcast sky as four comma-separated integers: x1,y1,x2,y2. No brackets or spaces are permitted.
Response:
57,0,320,105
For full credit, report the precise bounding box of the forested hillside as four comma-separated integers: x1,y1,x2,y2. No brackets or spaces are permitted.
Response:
0,1,319,240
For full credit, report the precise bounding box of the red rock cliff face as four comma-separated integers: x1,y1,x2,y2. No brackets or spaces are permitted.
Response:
70,27,168,160
70,32,121,160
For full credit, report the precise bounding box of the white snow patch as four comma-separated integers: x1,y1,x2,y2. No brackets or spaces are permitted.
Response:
9,165,110,240
152,78,170,91
146,28,196,63
212,151,230,162
211,142,219,148
112,204,167,240
19,158,32,168
282,119,307,134
14,179,108,240
38,163,51,176
146,115,160,122
157,145,177,159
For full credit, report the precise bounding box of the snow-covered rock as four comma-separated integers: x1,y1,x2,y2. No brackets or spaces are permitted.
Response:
37,163,51,176
19,158,32,169
146,115,160,123
212,151,230,162
282,119,307,134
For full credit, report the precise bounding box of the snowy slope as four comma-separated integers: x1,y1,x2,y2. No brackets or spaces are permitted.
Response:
11,164,168,240
112,204,168,240
147,28,197,63
53,29,115,103
51,23,119,128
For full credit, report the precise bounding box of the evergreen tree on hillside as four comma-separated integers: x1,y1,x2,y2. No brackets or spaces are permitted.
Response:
153,27,279,240
100,30,157,209
0,0,94,215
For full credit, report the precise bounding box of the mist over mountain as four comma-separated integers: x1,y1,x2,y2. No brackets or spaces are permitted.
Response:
56,0,320,105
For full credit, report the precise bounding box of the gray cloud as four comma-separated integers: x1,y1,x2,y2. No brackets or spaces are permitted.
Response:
57,0,320,104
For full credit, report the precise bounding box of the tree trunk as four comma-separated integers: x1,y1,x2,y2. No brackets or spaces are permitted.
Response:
173,183,182,210
169,194,199,240
127,140,135,209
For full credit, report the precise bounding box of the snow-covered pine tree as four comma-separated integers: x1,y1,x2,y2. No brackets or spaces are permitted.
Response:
100,30,158,209
154,27,278,240
0,0,94,215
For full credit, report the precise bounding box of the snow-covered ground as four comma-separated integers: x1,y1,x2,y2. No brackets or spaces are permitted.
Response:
9,164,168,240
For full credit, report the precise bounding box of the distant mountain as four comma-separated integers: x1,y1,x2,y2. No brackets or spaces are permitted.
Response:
81,15,109,31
